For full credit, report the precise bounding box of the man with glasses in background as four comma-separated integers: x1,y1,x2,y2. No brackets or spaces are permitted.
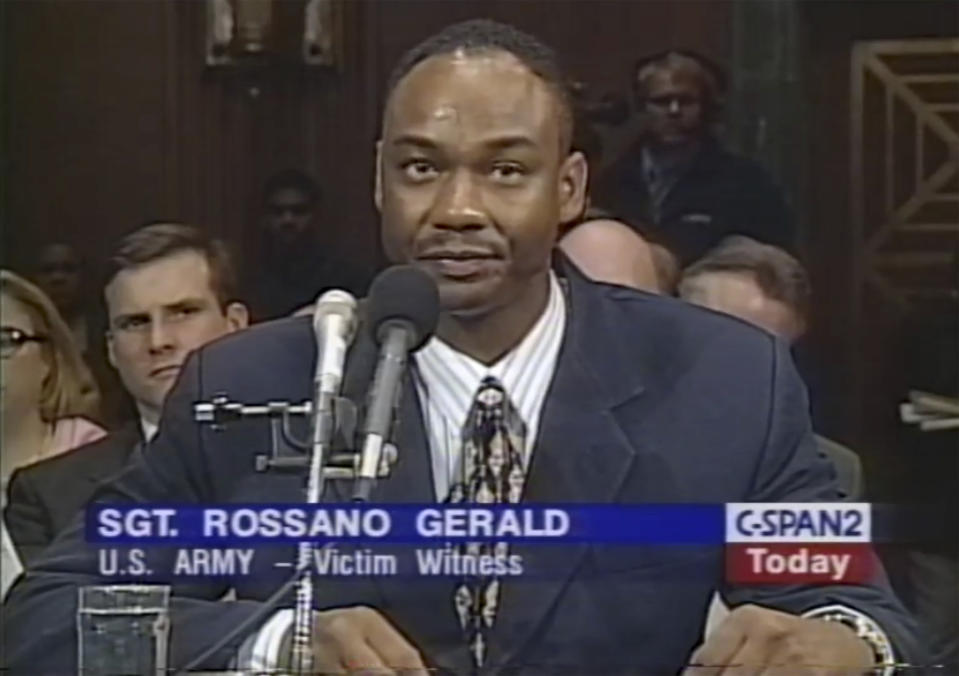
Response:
594,50,796,267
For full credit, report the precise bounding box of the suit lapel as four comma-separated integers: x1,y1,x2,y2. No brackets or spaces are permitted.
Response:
345,267,663,674
483,304,647,672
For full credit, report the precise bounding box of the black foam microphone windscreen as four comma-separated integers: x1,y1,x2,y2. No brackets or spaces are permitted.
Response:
365,265,440,350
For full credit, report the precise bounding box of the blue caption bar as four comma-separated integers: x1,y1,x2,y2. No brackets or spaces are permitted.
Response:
86,504,725,545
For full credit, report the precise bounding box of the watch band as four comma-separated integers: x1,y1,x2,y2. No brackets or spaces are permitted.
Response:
803,604,896,675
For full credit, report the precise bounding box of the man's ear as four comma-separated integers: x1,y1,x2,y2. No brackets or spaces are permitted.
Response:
789,313,808,345
374,140,384,212
106,331,117,370
558,150,589,226
224,302,250,330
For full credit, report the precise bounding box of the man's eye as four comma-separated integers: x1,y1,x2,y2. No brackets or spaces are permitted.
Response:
118,317,148,331
491,163,526,184
170,306,201,320
648,95,699,109
400,159,438,181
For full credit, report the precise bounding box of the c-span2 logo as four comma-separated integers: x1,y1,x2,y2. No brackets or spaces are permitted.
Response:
724,503,874,584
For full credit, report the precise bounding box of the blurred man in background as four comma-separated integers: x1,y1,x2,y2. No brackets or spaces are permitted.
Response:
245,169,366,320
559,218,674,293
5,224,249,564
679,235,862,500
595,51,795,267
32,242,133,427
33,243,89,353
678,235,808,341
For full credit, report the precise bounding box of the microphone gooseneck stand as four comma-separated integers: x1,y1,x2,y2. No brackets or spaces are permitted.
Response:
180,392,399,674
178,268,438,674
290,380,335,675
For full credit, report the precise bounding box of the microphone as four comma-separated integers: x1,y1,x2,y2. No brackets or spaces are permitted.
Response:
308,288,357,490
292,289,359,674
313,289,359,401
310,289,358,466
352,266,439,501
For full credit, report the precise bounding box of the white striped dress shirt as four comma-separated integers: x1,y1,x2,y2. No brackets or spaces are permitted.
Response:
413,270,567,501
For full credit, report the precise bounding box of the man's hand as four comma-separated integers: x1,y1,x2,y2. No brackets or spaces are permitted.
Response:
683,604,874,676
311,605,429,675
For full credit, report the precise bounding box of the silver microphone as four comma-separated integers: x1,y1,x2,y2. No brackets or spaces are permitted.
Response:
312,289,358,401
292,289,358,674
309,288,358,492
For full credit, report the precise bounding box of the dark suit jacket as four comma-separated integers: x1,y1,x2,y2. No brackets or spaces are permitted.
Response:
4,424,140,565
594,137,796,265
1,267,922,674
815,435,863,501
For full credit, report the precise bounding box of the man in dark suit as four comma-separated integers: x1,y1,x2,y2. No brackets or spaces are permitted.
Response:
3,224,249,565
678,236,864,500
2,20,919,674
593,50,795,267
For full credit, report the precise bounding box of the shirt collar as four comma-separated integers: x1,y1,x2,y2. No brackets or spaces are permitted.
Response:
641,143,699,181
139,418,158,443
414,270,566,435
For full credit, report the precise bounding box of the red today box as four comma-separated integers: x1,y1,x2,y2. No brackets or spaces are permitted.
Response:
726,543,877,585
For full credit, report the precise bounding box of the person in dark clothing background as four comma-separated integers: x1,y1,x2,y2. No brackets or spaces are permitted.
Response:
677,236,864,501
593,50,796,266
244,169,367,320
32,243,134,427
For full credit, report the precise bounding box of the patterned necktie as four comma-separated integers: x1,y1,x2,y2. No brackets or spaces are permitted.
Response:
447,376,527,669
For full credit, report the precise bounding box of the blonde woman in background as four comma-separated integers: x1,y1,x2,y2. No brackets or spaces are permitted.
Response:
1,269,106,481
1,270,106,595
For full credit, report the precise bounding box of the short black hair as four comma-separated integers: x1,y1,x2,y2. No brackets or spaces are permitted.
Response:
385,18,574,151
103,223,240,309
262,169,321,206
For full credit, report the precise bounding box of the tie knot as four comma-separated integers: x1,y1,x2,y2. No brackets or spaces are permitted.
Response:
476,376,506,407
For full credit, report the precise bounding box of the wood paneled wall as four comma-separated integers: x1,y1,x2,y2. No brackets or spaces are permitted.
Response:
2,0,730,277
798,0,958,496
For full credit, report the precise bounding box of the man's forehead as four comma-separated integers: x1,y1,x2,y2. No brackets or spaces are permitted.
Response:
645,67,705,93
106,251,215,308
384,50,558,140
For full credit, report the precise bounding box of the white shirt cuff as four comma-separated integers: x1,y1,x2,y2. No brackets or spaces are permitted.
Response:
234,608,294,672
